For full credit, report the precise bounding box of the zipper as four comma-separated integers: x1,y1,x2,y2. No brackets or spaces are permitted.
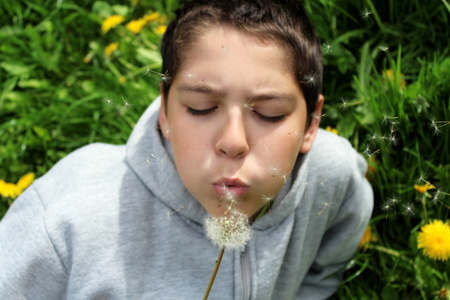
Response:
240,245,251,300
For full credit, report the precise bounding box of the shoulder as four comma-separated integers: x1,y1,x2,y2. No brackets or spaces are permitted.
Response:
308,129,367,180
32,143,130,211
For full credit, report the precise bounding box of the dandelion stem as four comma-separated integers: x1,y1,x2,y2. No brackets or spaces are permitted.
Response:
421,194,428,223
203,246,225,300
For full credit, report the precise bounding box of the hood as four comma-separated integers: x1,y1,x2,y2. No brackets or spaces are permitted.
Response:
125,96,312,230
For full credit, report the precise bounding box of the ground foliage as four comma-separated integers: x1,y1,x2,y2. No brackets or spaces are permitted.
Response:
0,0,449,298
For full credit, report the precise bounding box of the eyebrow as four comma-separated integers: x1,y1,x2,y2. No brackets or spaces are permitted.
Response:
177,83,226,97
177,83,296,103
248,92,296,103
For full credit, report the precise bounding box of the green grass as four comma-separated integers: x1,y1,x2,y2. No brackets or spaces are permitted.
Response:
1,0,449,298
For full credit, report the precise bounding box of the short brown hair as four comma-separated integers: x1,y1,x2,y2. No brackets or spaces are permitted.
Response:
161,0,323,125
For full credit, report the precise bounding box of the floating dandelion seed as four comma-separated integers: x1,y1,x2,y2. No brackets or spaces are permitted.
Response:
102,97,116,112
146,153,165,166
380,200,392,219
430,117,440,134
387,195,401,215
339,97,349,110
388,132,398,146
261,194,275,204
302,72,319,86
369,132,380,142
269,166,281,178
116,97,134,115
204,210,251,249
401,202,416,218
310,112,321,122
322,42,332,54
431,189,441,205
382,115,398,124
141,68,172,85
243,100,255,111
166,207,184,220
378,44,389,52
429,117,450,134
318,203,329,215
415,172,428,184
360,8,374,24
363,144,373,157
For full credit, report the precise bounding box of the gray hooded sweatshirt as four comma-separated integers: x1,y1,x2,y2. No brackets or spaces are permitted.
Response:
0,97,373,299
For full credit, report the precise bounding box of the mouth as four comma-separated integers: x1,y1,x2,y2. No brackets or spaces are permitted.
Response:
212,178,250,199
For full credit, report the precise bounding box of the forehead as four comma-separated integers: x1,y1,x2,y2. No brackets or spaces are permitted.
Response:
176,25,298,94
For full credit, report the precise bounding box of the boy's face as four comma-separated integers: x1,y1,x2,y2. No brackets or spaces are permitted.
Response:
160,26,323,217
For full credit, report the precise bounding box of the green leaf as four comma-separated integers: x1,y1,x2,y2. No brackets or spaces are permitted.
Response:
112,5,129,17
92,1,113,18
1,62,35,75
136,47,162,66
381,285,399,300
18,79,50,89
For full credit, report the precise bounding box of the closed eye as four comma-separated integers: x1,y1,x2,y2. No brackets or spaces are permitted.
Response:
186,106,217,116
253,111,286,123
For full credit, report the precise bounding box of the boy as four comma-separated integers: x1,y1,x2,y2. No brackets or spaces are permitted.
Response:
0,0,373,299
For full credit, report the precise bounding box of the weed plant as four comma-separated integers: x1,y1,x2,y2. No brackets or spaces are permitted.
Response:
1,0,449,298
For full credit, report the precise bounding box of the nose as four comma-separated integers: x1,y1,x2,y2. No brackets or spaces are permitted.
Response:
215,109,249,159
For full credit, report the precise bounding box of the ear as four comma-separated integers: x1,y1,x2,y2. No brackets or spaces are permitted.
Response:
158,84,170,140
299,94,324,154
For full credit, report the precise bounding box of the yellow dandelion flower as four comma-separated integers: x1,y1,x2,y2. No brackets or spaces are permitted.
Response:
102,15,125,34
0,180,21,199
105,42,119,57
126,19,147,34
143,11,160,23
417,219,450,261
155,25,167,35
358,226,377,250
439,288,448,299
119,76,126,83
16,173,35,192
158,14,167,24
325,126,338,135
382,69,406,89
414,182,436,194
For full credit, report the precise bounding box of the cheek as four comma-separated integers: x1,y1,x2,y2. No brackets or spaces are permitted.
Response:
253,131,303,179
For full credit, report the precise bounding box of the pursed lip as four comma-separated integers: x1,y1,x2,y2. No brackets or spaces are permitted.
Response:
212,178,249,199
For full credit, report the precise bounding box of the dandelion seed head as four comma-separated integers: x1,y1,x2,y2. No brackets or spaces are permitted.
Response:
204,210,251,249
